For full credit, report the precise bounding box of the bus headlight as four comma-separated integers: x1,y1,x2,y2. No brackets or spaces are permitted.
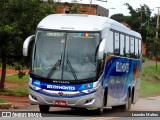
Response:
29,83,41,90
80,88,97,94
29,78,32,84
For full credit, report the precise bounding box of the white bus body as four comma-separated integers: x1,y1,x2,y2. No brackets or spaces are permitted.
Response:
23,14,142,114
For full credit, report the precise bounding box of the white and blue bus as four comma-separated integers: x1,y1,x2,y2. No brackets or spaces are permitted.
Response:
23,14,142,114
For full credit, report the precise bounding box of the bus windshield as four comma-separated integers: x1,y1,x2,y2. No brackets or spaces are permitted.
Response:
31,30,100,81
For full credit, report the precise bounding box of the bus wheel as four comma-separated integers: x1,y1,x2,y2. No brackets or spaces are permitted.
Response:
121,92,131,111
39,105,50,113
94,95,104,115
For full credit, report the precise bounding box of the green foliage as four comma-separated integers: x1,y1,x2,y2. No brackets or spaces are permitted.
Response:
142,56,150,62
5,74,29,83
110,14,129,23
0,0,53,61
0,0,53,57
0,87,28,97
146,26,157,38
140,63,160,97
14,63,27,78
110,4,155,42
0,74,29,96
146,37,160,68
0,98,7,103
147,38,160,58
0,0,54,90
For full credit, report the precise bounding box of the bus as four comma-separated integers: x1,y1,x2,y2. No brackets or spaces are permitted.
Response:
23,14,142,114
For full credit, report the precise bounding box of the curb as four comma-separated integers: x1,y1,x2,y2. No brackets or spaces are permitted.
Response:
0,103,12,109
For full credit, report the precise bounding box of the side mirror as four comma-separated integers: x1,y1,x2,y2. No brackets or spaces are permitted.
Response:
98,39,106,60
23,35,35,56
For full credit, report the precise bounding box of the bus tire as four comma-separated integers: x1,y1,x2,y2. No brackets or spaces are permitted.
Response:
121,92,131,111
112,106,119,111
39,105,50,113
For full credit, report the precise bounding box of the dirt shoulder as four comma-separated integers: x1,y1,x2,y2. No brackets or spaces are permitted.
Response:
0,95,30,110
0,68,29,110
0,69,29,75
142,60,156,67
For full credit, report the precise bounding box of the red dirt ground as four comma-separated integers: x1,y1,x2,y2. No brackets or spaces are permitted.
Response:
0,95,30,110
0,69,29,110
0,68,29,75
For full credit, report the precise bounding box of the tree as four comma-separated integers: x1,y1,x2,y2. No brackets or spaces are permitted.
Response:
110,4,152,41
63,2,83,14
111,13,129,23
147,37,160,68
111,4,160,68
0,0,53,91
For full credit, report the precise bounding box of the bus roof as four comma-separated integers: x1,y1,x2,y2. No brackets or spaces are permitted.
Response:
37,14,141,38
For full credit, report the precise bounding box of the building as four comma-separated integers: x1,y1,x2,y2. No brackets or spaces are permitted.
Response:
53,2,109,17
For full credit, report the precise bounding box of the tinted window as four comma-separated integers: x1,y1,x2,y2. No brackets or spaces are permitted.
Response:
130,37,135,58
115,32,120,55
108,31,114,54
120,34,125,56
135,38,138,59
138,39,142,58
125,36,130,57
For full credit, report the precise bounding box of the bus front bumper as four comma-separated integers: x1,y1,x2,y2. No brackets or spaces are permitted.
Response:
29,88,103,108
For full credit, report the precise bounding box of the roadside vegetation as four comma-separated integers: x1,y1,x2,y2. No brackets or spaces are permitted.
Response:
1,87,28,97
0,75,29,97
0,98,6,103
0,98,9,109
140,63,160,97
142,56,150,62
5,74,29,83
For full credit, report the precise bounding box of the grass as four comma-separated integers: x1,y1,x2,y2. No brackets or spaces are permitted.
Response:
0,64,15,70
0,74,29,96
142,56,150,62
0,98,10,109
5,74,29,83
0,98,12,109
1,87,28,97
140,63,160,97
0,98,7,103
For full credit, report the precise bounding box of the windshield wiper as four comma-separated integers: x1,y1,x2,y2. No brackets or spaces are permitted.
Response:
46,60,61,79
67,59,78,81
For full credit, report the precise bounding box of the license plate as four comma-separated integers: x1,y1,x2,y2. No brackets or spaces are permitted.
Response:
54,101,66,106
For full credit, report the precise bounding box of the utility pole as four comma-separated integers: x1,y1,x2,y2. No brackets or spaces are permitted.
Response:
89,0,93,14
156,7,160,38
89,0,107,14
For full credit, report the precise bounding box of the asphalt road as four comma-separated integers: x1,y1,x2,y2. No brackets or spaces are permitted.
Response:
0,96,160,120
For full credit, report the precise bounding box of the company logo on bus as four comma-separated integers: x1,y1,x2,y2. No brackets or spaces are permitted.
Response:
86,84,91,89
47,85,75,91
116,62,129,73
58,92,64,96
78,33,89,37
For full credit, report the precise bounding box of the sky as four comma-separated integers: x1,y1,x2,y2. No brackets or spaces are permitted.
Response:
60,0,160,17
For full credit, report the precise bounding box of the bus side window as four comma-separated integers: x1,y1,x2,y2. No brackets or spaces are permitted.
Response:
120,34,125,57
125,36,130,57
130,37,135,58
135,38,138,59
138,39,142,59
114,32,120,56
108,30,114,55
